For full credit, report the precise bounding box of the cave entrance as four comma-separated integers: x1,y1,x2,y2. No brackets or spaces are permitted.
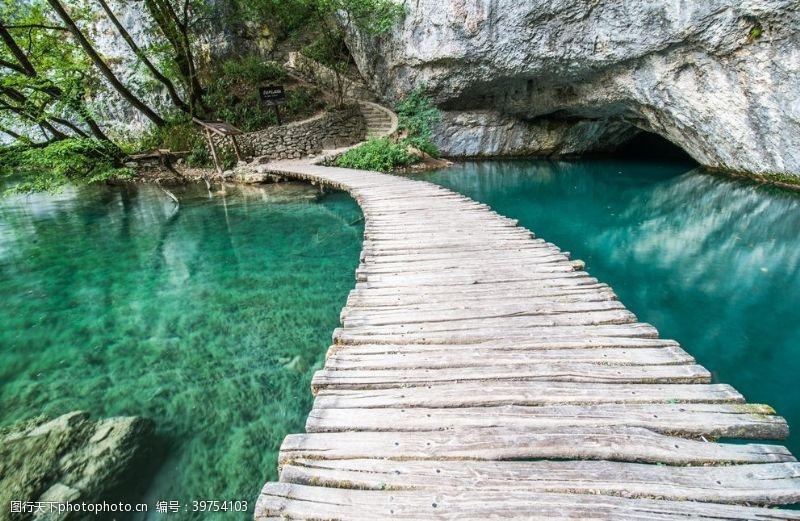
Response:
612,131,697,164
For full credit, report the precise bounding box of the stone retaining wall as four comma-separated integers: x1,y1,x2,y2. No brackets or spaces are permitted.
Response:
215,105,366,162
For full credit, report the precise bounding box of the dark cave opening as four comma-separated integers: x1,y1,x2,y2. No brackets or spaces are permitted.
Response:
612,131,697,164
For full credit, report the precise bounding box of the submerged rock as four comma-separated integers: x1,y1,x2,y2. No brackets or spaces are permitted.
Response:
344,1,800,176
0,411,154,520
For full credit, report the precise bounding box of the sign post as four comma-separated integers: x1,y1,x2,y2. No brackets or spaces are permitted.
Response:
260,85,286,125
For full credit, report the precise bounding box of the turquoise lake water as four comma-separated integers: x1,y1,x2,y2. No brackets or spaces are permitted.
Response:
0,182,363,519
415,160,800,456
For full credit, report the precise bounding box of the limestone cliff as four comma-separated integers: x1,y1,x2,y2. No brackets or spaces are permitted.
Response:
344,1,800,176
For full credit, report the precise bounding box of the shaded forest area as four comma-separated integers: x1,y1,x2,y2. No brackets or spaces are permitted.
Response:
0,0,401,191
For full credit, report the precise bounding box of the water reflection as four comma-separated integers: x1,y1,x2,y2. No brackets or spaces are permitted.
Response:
417,160,800,454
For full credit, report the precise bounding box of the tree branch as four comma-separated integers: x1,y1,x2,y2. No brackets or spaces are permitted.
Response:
0,23,37,76
5,23,69,32
0,57,29,74
94,0,190,113
46,0,166,127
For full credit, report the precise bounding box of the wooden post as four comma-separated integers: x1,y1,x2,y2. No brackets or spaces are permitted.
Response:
230,134,243,164
205,127,222,175
274,104,282,126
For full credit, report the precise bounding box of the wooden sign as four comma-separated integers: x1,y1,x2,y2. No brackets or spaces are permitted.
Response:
259,85,285,104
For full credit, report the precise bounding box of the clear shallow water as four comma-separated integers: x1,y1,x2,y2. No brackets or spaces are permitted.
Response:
415,160,800,454
0,182,363,518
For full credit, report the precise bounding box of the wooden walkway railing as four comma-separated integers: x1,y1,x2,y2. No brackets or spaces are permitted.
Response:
254,160,800,520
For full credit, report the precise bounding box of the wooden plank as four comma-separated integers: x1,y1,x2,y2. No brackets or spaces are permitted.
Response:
325,346,695,369
344,285,617,306
305,403,788,439
255,483,800,520
279,458,800,505
328,337,683,355
341,296,622,318
340,309,638,331
341,301,631,327
312,363,711,391
355,256,572,274
333,323,662,344
278,428,796,466
313,382,743,408
351,277,604,294
356,273,598,289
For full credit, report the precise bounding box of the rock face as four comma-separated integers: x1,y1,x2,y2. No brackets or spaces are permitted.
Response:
344,1,800,176
0,411,155,520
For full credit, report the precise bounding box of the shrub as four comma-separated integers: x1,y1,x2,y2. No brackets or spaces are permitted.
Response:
395,87,441,157
334,88,443,173
135,118,204,155
335,138,416,172
0,138,132,194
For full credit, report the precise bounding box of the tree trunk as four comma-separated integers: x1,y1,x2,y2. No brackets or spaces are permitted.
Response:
0,25,36,76
46,0,166,127
95,0,190,114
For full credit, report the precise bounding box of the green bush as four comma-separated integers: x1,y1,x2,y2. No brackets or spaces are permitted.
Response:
0,138,132,194
219,56,288,84
333,89,442,173
395,86,441,157
135,118,205,155
335,138,417,172
185,140,210,168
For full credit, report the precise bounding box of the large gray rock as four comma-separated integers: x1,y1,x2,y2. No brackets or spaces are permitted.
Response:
1,411,154,521
344,1,800,176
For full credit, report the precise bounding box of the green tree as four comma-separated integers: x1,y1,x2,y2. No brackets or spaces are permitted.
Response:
0,2,109,142
142,0,209,114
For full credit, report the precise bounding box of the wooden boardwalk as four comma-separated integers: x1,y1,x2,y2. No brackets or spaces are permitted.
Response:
255,161,800,520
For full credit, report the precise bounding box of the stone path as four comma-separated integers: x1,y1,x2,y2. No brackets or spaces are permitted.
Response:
357,100,398,139
253,160,800,520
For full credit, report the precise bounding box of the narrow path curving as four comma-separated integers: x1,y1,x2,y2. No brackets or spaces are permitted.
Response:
357,100,398,139
254,159,800,519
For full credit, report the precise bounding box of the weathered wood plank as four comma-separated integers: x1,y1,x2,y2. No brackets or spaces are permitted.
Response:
305,403,788,439
279,458,800,505
328,337,681,355
340,295,622,319
340,309,638,331
255,483,800,520
279,428,796,466
356,272,594,287
341,300,629,326
344,285,617,307
333,323,662,344
311,363,710,390
313,382,742,408
325,346,695,369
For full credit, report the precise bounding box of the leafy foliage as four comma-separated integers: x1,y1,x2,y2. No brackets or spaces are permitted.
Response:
0,138,131,193
0,0,102,141
334,138,414,172
335,87,442,172
202,58,323,132
396,86,441,157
